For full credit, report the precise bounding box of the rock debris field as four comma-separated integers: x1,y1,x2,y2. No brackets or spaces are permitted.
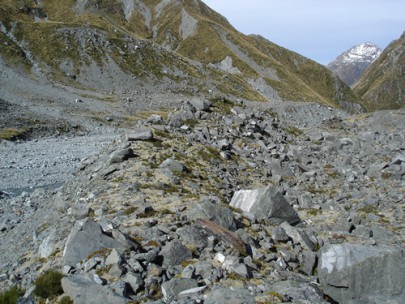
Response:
1,97,405,304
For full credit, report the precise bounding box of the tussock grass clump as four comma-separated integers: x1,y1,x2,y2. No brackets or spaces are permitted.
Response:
0,286,23,304
59,296,74,304
34,269,64,299
0,128,28,140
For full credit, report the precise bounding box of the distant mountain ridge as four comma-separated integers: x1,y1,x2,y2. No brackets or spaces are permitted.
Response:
0,0,360,110
327,42,382,86
353,31,405,111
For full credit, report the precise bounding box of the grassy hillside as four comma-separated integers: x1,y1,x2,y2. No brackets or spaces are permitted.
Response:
353,32,405,111
0,0,363,108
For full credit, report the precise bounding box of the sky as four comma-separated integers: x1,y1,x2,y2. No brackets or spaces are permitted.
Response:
202,0,405,64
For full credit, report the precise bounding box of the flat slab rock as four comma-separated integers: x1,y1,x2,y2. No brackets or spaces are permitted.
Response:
230,185,300,224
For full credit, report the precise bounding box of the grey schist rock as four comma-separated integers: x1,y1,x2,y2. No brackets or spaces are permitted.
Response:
63,218,128,267
271,280,327,303
392,154,405,165
38,234,56,258
230,185,300,224
187,202,236,231
123,272,144,294
177,224,211,250
109,148,135,164
168,110,196,128
62,274,128,304
159,158,186,172
318,244,405,303
204,287,256,304
279,222,315,251
161,278,198,302
160,239,192,266
189,98,211,112
126,128,154,141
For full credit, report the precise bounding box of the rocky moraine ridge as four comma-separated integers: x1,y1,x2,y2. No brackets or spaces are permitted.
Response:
1,98,405,304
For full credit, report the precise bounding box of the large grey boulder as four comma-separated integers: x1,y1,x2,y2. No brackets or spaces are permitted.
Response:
187,202,236,231
230,185,300,224
63,218,128,266
62,275,128,304
318,244,405,303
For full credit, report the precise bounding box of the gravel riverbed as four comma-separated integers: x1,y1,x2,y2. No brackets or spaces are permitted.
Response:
0,132,118,195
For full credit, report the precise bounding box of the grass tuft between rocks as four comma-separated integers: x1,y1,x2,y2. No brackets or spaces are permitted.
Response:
0,286,24,304
34,269,64,299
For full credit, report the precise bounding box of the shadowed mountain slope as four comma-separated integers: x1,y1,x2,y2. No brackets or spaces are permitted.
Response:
353,32,405,111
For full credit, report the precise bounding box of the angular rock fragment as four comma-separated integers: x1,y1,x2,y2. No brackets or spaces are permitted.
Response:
126,128,154,141
392,154,405,165
271,280,326,303
146,115,163,124
63,218,128,266
159,158,186,172
161,278,198,302
159,239,192,266
109,148,135,164
187,202,236,231
38,234,56,258
318,244,405,303
123,272,144,293
204,287,256,304
189,98,211,112
62,275,128,304
279,222,315,251
230,185,300,224
176,224,211,250
168,110,196,128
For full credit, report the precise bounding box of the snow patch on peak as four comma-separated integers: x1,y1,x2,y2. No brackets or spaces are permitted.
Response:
341,42,382,64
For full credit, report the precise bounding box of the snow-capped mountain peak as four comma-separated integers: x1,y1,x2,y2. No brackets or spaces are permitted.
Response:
327,42,382,86
341,42,382,63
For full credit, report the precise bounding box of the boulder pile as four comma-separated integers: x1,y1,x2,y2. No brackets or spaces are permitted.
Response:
1,99,405,303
